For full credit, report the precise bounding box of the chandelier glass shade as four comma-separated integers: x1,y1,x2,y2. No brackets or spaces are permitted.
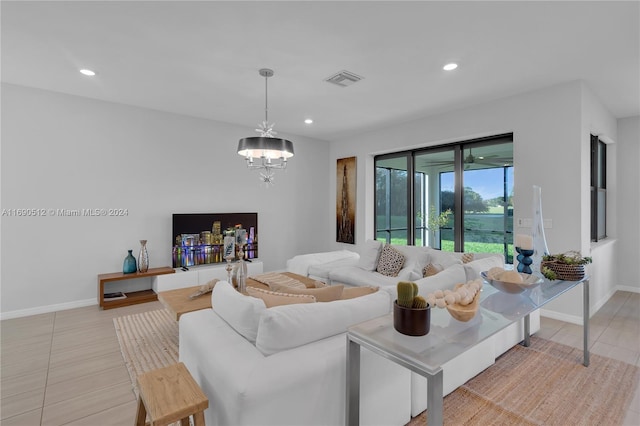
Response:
238,68,294,185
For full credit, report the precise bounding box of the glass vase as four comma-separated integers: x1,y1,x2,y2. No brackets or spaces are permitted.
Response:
531,185,550,276
138,240,149,273
123,250,137,274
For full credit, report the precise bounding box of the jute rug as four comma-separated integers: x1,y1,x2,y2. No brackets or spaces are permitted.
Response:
114,309,639,425
113,309,178,396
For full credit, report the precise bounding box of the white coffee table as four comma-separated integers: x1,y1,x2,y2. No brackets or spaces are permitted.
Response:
346,276,589,426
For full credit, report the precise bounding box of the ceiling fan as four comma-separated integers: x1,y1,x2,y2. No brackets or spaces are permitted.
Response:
417,148,513,170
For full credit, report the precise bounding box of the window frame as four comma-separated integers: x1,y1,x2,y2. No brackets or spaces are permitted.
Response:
590,135,607,242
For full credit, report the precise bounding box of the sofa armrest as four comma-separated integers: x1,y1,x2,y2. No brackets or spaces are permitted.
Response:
286,250,359,276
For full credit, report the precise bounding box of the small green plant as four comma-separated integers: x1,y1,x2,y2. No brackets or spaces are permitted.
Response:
542,251,592,265
541,266,558,281
397,281,429,308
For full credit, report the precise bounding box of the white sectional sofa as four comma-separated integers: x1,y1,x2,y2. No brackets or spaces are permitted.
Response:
179,281,412,426
180,242,540,425
287,241,540,417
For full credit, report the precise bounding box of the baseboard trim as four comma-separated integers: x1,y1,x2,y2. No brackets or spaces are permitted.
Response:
0,298,96,320
540,284,639,326
540,309,583,325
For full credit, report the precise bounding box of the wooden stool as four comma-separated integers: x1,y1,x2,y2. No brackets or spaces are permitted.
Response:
135,362,208,426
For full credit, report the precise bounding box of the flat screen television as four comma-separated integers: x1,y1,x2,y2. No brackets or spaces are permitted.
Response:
172,212,258,268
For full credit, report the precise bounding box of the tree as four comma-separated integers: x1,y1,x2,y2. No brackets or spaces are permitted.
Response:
441,187,488,213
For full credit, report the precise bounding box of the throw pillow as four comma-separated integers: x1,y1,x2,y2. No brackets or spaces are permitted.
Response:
268,284,345,302
211,281,266,343
246,287,316,308
255,290,391,356
341,286,379,300
422,263,444,277
461,253,475,264
376,244,405,277
358,239,383,271
463,255,505,281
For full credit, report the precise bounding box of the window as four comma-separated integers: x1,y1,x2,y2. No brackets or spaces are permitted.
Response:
591,135,606,241
375,134,514,262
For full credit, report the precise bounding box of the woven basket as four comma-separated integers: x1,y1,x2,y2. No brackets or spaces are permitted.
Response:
541,261,585,281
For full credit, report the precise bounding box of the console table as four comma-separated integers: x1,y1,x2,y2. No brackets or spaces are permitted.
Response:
98,266,175,309
346,277,589,426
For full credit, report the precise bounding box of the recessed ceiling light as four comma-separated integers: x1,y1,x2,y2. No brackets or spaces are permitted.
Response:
304,118,313,124
79,69,96,76
443,63,458,71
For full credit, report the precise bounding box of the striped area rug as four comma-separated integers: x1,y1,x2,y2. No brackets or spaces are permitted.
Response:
113,309,178,396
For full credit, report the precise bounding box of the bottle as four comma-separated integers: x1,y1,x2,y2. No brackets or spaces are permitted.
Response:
123,250,137,274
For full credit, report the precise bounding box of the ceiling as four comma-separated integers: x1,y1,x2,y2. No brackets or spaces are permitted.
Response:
2,1,638,141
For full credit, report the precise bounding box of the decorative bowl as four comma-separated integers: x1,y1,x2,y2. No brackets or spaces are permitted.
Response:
481,271,543,294
445,283,481,322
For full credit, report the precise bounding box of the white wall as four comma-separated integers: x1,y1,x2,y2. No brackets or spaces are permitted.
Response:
0,83,331,317
616,115,640,291
328,81,622,322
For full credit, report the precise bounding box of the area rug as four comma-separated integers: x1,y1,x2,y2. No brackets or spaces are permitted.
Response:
114,310,639,425
408,337,640,425
113,309,178,396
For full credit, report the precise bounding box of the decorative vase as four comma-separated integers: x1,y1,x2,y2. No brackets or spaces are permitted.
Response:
138,240,149,273
123,250,137,274
235,256,248,293
531,185,550,277
516,247,534,274
393,301,431,336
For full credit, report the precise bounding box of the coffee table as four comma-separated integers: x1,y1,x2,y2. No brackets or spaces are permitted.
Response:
346,276,589,426
158,272,322,320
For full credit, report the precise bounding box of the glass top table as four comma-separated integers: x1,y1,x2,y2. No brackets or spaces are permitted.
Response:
346,276,589,426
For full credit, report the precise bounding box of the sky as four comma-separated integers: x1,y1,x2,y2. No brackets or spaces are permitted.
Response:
441,167,514,200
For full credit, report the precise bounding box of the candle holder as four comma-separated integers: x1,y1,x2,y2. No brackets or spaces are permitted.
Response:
516,247,534,274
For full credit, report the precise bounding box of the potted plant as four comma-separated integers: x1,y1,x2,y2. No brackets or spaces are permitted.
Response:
393,281,431,336
418,206,452,249
541,251,592,281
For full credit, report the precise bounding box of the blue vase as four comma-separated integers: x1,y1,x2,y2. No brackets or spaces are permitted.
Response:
123,249,137,274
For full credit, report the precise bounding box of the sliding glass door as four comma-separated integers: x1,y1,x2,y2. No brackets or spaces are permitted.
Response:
375,155,409,245
375,135,514,261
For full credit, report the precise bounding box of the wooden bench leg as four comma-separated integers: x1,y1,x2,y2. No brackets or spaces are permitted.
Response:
180,417,190,426
193,411,205,426
135,397,147,426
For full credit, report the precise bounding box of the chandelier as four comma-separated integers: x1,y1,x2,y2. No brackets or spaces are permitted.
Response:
237,68,294,185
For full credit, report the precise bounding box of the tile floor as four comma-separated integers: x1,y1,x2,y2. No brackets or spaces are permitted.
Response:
1,292,639,425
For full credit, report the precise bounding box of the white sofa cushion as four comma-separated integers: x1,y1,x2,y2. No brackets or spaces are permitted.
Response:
308,256,361,281
413,264,467,297
463,255,505,281
286,250,359,276
255,290,391,356
429,250,464,269
394,245,432,279
358,239,383,271
212,281,266,343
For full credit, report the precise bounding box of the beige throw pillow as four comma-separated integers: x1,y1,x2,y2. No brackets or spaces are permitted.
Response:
461,253,475,264
341,286,379,300
268,284,344,302
422,263,444,277
376,244,405,277
246,287,316,308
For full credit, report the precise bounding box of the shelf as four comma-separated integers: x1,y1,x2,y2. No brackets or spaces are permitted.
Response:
102,289,158,310
98,266,175,309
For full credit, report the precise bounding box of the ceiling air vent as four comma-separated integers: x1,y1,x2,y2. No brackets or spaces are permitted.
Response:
324,70,363,88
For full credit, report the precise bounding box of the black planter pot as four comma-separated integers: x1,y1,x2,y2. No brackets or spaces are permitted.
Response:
393,301,431,336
